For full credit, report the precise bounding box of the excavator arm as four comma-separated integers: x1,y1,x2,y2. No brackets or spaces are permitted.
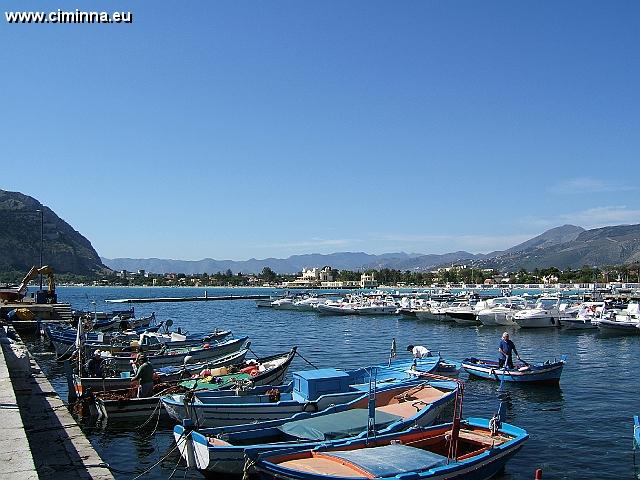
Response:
17,265,55,296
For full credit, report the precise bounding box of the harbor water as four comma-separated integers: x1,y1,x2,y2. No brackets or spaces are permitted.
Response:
27,286,640,479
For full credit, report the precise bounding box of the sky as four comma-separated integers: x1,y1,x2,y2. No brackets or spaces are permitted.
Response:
2,1,639,260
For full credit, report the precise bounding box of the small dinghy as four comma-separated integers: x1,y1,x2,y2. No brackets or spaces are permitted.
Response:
462,357,565,384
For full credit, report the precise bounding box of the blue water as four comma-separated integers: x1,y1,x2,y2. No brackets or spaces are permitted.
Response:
27,286,640,479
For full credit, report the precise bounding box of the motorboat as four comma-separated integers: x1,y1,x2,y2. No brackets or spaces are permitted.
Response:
476,297,528,326
560,302,604,330
512,297,560,328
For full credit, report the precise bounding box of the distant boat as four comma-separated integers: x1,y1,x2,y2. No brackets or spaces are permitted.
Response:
246,417,529,480
462,357,565,384
512,297,561,328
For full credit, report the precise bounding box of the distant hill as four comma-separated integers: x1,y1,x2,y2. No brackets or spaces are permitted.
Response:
476,224,640,270
103,224,640,274
102,251,493,275
0,189,107,276
102,252,423,275
503,225,585,253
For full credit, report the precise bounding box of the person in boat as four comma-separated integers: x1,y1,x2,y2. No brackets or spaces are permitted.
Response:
131,353,154,397
498,332,521,369
407,345,431,358
85,349,104,377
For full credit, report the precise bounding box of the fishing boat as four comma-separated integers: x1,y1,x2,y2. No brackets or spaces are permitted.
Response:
100,335,249,372
461,357,565,384
173,375,459,474
87,348,297,420
162,356,442,428
74,347,250,396
634,415,640,450
246,417,528,480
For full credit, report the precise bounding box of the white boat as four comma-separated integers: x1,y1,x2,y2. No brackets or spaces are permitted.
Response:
353,300,397,315
476,297,528,326
315,299,358,315
560,302,604,330
596,318,640,335
293,296,327,312
443,300,480,325
271,297,298,310
512,297,561,328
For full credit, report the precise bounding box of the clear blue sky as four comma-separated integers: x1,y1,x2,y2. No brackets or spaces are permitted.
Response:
2,1,638,260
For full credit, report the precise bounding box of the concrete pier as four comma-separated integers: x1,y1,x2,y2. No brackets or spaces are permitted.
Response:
0,328,114,480
106,293,271,303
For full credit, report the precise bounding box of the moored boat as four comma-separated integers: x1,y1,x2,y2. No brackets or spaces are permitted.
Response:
246,417,528,480
87,348,297,420
462,357,565,384
174,375,459,474
162,357,441,428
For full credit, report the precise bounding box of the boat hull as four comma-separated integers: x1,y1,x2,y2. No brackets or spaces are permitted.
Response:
597,319,640,335
462,358,564,384
176,380,458,474
249,418,528,480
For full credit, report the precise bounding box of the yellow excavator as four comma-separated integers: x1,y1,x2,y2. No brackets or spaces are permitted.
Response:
0,265,56,303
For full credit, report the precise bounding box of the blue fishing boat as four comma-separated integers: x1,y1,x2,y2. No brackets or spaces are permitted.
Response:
162,356,441,428
246,417,528,480
634,415,640,450
173,375,459,474
461,357,565,384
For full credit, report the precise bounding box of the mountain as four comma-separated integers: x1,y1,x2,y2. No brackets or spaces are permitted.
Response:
476,224,640,271
102,252,422,275
103,224,640,274
503,225,585,253
0,189,107,276
102,250,484,275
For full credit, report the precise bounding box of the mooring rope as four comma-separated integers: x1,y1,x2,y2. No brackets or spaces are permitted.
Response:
295,351,319,369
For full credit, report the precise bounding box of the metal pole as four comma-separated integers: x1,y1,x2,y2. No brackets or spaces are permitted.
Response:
36,209,43,290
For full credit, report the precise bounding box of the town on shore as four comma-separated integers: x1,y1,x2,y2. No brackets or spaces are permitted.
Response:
61,263,640,291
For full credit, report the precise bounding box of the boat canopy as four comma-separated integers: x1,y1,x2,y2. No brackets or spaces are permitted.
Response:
323,444,448,476
277,408,401,441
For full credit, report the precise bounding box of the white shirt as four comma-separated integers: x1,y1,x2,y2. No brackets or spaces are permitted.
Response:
412,345,430,358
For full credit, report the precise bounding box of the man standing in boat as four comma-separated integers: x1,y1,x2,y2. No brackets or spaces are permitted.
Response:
131,353,154,397
498,332,521,369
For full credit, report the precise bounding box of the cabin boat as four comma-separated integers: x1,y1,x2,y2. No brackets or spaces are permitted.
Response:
512,297,560,328
162,357,441,428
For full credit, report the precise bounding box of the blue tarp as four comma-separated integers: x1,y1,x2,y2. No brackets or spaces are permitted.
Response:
327,444,448,476
277,408,401,441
